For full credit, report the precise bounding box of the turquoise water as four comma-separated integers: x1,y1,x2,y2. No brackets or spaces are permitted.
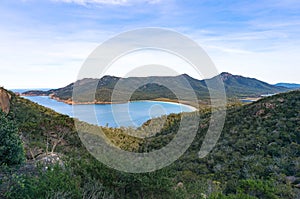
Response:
240,99,254,103
23,96,196,128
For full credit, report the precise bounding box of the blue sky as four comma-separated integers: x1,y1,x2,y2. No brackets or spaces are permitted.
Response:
1,0,300,88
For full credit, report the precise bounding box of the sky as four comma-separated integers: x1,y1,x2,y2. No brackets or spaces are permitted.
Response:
0,0,300,88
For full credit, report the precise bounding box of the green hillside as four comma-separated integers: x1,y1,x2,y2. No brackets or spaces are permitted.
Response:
1,89,299,198
140,90,300,198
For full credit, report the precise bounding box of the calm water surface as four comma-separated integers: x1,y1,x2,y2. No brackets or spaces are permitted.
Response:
23,96,196,128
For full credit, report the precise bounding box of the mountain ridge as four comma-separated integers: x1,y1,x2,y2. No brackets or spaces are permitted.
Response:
275,82,300,89
22,72,290,104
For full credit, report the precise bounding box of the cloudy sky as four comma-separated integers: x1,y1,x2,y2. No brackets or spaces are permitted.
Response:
1,0,300,88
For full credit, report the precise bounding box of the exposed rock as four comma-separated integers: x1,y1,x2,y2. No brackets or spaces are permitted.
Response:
36,153,64,169
176,182,184,189
256,109,265,116
0,88,11,114
286,176,297,184
220,72,234,81
264,102,276,109
200,193,208,199
277,98,284,103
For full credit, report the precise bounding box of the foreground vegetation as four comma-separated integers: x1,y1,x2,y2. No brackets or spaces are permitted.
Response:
0,89,299,198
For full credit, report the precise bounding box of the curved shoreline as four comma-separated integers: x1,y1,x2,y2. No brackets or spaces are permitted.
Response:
126,100,198,112
57,98,198,111
23,94,198,111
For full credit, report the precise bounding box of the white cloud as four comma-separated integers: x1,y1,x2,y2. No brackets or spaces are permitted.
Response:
0,28,104,89
52,0,161,6
53,0,128,5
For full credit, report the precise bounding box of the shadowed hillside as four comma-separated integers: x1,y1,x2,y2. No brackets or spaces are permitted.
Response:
0,88,299,198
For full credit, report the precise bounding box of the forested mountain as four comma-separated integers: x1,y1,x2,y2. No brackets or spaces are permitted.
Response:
22,73,289,103
275,83,300,89
1,88,299,198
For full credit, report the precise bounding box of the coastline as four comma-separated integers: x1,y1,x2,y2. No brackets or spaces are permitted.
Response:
240,97,261,102
129,99,198,111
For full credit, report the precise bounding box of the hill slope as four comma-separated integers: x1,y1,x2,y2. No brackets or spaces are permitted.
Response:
140,90,300,197
1,89,299,198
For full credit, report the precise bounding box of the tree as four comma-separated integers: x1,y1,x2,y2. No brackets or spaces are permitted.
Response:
0,111,25,165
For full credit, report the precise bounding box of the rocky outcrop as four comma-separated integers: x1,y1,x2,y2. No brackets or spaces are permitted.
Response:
0,88,11,114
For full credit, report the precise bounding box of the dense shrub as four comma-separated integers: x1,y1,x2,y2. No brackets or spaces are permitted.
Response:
0,111,25,165
1,89,299,198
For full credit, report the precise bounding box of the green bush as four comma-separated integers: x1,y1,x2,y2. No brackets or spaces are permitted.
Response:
237,179,278,199
0,111,25,165
4,164,82,199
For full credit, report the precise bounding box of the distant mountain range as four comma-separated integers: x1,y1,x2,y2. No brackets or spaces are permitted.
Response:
22,72,291,103
274,83,300,89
